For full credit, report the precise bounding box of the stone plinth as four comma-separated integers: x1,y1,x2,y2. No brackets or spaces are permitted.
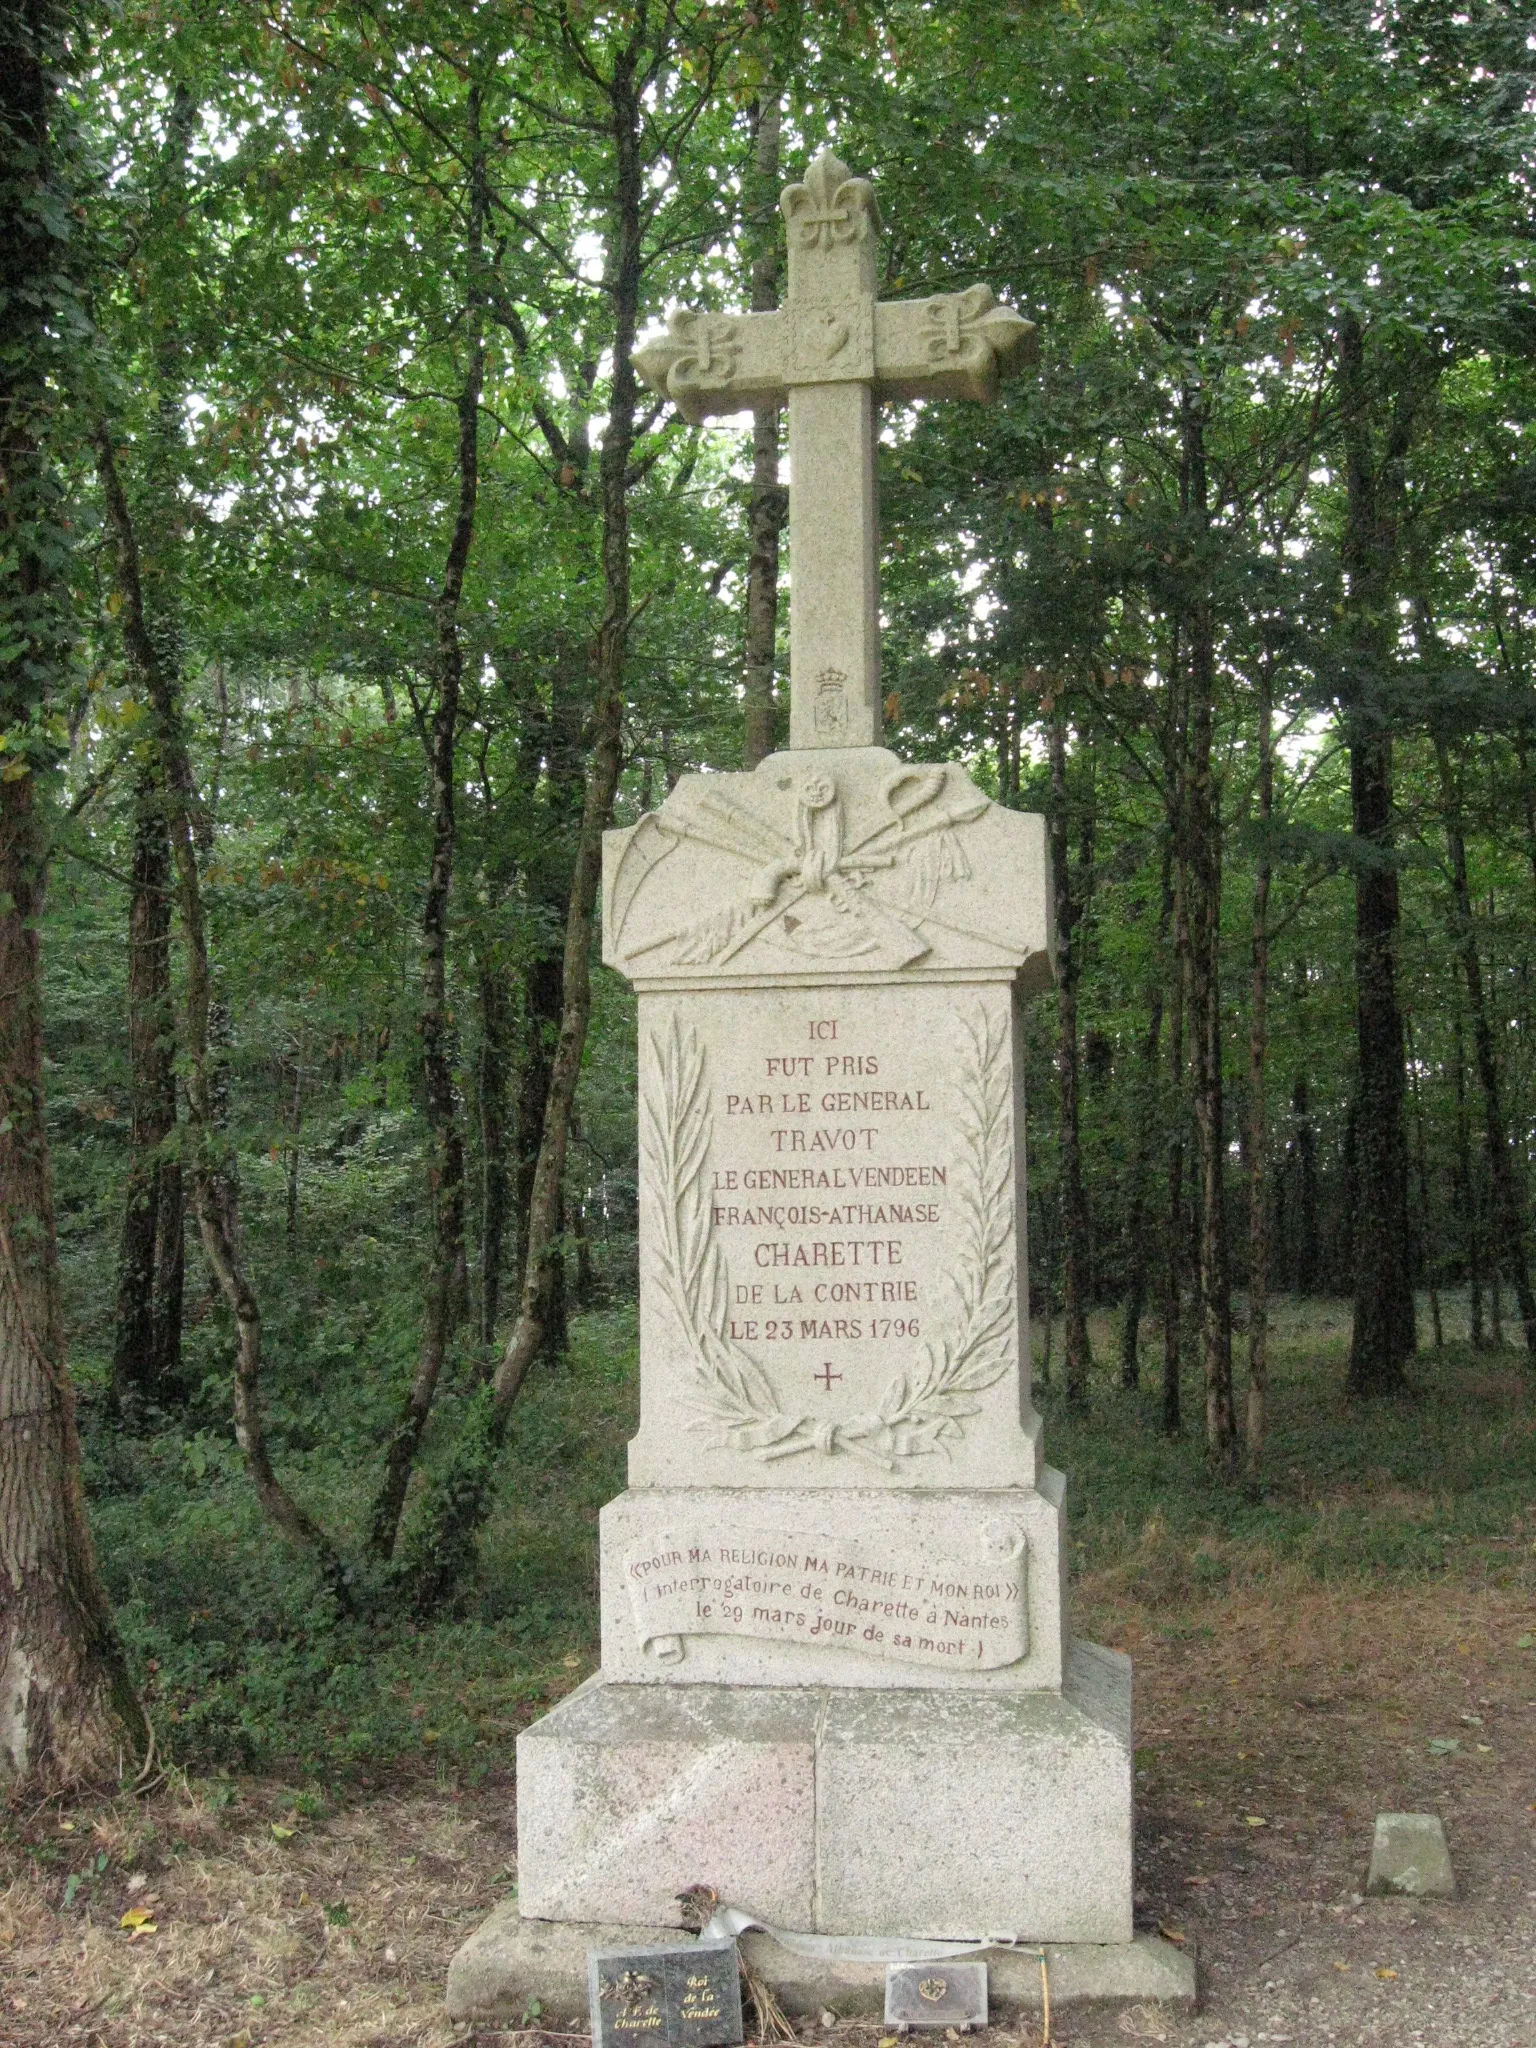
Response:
448,1920,1196,2026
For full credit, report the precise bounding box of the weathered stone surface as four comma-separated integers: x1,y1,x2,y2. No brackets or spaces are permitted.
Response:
598,1481,1067,1691
447,1912,1195,2025
514,1680,819,1927
1365,1812,1455,1897
514,1648,1129,1944
816,1644,1132,1943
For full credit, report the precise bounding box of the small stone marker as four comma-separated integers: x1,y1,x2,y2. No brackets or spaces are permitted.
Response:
588,1940,743,2048
1365,1812,1455,1897
885,1959,988,2030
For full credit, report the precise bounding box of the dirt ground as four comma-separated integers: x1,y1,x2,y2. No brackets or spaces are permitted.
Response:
3,1575,1533,2048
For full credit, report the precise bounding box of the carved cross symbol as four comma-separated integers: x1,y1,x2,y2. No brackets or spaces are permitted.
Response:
636,150,1034,753
814,1362,843,1391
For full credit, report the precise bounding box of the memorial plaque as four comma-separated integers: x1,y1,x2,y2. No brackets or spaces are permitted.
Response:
588,1940,742,2048
623,1513,1028,1669
884,1960,988,2030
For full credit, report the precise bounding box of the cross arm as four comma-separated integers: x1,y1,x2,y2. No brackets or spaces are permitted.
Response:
633,306,787,423
873,286,1035,406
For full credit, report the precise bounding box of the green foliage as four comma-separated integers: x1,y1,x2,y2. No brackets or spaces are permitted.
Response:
83,1307,635,1774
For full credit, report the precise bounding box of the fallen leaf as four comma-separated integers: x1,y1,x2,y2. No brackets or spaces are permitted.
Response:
879,2037,898,2046
563,1653,581,1669
1377,1967,1397,1980
1516,1634,1534,1649
1156,1923,1187,1944
126,1872,148,1894
120,1907,155,1930
1427,1737,1460,1756
1243,1815,1268,1827
271,1823,296,1841
1334,1961,1349,1972
1476,1743,1494,1753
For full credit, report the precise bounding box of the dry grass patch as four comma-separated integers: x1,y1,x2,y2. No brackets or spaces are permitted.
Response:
0,1771,514,2048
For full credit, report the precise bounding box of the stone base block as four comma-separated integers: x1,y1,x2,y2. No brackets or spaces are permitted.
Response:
446,1908,1196,2023
515,1643,1131,1943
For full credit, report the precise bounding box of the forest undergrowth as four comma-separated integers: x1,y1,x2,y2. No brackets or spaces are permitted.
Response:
65,1295,1536,1783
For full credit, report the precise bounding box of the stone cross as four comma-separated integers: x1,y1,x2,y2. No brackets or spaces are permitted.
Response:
635,150,1034,751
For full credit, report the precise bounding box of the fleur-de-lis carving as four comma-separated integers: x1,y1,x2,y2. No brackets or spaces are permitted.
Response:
781,148,879,251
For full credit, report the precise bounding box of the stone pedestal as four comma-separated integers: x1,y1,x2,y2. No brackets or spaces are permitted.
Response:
516,1644,1132,1942
444,745,1197,2018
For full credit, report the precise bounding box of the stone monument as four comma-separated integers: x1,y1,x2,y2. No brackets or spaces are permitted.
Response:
448,150,1194,2022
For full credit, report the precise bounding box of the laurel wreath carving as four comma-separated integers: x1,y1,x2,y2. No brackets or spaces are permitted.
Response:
642,1008,1015,1470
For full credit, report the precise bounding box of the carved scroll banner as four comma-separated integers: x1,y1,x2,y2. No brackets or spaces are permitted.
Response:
624,1516,1028,1670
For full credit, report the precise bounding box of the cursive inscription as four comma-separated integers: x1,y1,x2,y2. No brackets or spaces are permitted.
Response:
625,1518,1028,1669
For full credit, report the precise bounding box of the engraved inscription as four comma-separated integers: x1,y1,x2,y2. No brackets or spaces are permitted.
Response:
625,1518,1028,1669
643,1001,1015,1468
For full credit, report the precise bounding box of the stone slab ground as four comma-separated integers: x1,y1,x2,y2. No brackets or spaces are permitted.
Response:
0,1576,1531,2047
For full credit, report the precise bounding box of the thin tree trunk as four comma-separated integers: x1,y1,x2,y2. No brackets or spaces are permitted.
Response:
1405,1015,1443,1349
1161,640,1190,1438
284,1049,302,1242
477,957,512,1344
1246,658,1273,1480
96,426,333,1566
490,64,643,1422
1339,313,1417,1394
396,43,650,1608
742,90,785,771
0,0,149,1785
1290,1072,1321,1293
1179,382,1236,1466
370,97,486,1560
1452,1014,1485,1345
1048,708,1094,1407
1119,841,1171,1390
111,766,180,1417
1435,739,1536,1354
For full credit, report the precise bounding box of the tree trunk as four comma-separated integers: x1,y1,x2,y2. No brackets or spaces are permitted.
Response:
96,426,334,1567
1435,739,1536,1354
1118,841,1171,1391
1289,1073,1321,1293
1179,383,1237,1468
1338,313,1417,1394
1,1,149,1786
477,957,512,1344
111,766,182,1417
1246,659,1273,1480
1405,1015,1443,1350
370,95,486,1561
1451,1015,1485,1345
742,90,785,771
396,42,649,1608
1048,709,1094,1408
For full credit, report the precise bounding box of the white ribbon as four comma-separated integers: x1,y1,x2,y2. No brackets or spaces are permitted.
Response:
701,1903,1043,1966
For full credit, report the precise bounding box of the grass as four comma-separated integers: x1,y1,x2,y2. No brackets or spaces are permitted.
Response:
1039,1295,1536,1616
